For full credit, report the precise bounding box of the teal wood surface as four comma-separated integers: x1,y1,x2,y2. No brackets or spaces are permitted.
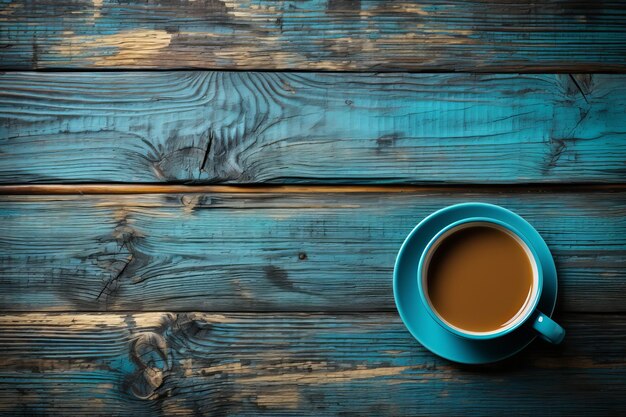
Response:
1,189,624,313
0,313,624,416
2,72,625,184
1,0,626,71
2,0,626,414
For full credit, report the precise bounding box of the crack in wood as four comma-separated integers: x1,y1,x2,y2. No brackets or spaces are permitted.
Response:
568,108,590,138
96,255,133,302
200,130,214,174
569,74,589,104
546,139,568,169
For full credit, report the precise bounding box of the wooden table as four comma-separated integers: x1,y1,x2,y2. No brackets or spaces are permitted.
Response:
1,1,626,415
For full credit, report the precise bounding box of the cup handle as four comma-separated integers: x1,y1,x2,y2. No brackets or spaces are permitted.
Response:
532,311,565,344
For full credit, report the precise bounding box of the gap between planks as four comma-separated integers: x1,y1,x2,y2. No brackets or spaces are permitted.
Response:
1,184,626,195
1,310,624,315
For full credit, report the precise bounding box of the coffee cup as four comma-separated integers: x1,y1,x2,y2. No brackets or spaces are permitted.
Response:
417,217,565,343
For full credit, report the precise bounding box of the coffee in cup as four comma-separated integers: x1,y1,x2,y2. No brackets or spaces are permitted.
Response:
424,223,536,334
417,217,564,343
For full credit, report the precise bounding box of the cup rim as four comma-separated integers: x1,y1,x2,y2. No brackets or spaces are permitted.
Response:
417,217,544,340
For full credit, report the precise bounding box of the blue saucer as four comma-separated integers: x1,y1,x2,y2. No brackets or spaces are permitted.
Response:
393,203,557,364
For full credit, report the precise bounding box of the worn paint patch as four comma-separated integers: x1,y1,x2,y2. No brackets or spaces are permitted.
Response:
88,398,105,408
131,313,168,329
52,30,172,66
0,313,128,329
239,365,410,384
92,0,103,20
392,3,428,15
0,358,110,372
198,313,241,323
211,44,298,68
161,401,197,415
0,2,22,22
233,279,255,301
180,358,193,377
380,31,475,46
0,2,23,16
256,387,300,409
199,362,246,375
181,194,200,214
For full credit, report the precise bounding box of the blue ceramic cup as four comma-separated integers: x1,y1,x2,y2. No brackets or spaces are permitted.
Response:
417,217,565,344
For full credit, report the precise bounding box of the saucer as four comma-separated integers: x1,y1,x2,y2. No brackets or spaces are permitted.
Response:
393,203,557,364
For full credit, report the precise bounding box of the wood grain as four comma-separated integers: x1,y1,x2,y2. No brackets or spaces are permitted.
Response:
2,72,626,184
2,184,625,195
1,190,624,313
1,0,626,71
0,312,624,416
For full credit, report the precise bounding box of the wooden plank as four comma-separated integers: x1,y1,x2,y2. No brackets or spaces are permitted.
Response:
0,312,624,416
1,189,624,312
2,184,626,195
1,0,626,71
2,72,626,184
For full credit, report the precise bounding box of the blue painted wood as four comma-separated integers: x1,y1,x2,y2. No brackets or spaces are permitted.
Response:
2,73,625,184
0,189,624,312
0,312,624,416
1,1,624,416
1,0,626,71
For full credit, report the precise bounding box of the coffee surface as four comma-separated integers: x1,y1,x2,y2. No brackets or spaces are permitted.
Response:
426,225,534,333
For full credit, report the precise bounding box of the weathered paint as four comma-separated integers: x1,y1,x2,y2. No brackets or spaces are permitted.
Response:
1,72,625,184
0,190,624,312
0,313,624,415
1,0,626,70
0,2,625,415
50,29,173,66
